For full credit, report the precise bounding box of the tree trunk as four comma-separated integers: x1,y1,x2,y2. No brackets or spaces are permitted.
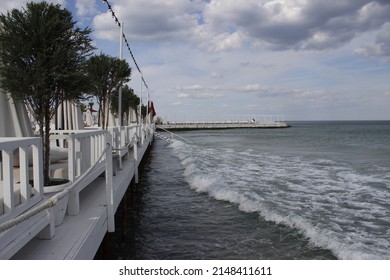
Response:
43,108,51,186
100,97,106,130
98,106,101,128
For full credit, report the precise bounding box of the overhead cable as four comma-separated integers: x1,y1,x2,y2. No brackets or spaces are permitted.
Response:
102,0,149,90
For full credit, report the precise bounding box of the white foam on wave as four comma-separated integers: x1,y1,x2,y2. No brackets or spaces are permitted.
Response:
169,139,390,259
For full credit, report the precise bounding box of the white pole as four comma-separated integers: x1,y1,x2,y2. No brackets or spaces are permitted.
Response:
138,71,143,142
146,88,150,120
146,87,149,123
118,22,124,127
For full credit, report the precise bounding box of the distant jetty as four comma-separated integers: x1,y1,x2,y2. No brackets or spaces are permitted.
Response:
158,120,291,131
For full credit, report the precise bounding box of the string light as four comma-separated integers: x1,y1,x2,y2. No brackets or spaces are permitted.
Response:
102,0,149,91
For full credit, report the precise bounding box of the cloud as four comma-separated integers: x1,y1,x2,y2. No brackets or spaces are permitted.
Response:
90,0,390,55
178,91,226,99
170,101,182,106
355,22,390,62
1,0,389,121
196,28,246,52
194,92,225,99
199,0,390,51
178,93,189,98
247,85,326,103
75,0,98,17
177,84,204,91
0,0,65,14
242,84,262,91
4,0,390,56
211,72,222,78
174,84,226,99
94,0,203,41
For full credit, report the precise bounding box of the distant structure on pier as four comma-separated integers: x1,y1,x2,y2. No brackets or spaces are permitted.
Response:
159,115,290,130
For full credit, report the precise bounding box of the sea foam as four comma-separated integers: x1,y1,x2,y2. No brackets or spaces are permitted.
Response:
169,138,390,259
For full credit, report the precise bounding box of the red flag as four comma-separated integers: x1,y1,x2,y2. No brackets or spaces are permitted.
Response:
148,100,156,117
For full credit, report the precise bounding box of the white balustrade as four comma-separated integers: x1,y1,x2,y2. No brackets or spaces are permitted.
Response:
0,137,54,260
0,123,153,259
0,137,43,223
50,130,108,215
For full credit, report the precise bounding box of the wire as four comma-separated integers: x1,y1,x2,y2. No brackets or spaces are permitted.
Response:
102,0,149,91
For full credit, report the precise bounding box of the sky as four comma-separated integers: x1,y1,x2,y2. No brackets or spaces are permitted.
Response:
1,0,390,121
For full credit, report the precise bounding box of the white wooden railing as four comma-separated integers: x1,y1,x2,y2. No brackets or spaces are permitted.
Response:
0,137,53,260
0,123,154,259
121,125,138,148
50,130,109,216
108,125,138,169
0,137,44,223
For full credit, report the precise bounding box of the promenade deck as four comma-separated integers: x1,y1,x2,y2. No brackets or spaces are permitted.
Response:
1,125,154,260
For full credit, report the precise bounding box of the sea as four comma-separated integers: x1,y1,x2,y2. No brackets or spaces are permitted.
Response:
106,121,390,260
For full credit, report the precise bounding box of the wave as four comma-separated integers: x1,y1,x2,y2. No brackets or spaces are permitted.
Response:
169,139,390,260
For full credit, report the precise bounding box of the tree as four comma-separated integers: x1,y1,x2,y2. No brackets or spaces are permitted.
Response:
86,53,131,129
111,84,140,123
0,1,94,185
141,104,147,119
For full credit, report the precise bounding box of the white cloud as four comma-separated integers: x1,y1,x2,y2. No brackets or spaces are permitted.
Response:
93,0,202,41
170,101,182,106
173,83,226,100
4,0,390,56
194,92,225,99
0,0,65,14
208,31,246,52
246,104,262,108
75,0,98,17
199,0,390,51
1,0,390,121
177,84,204,91
211,72,222,78
355,22,390,62
178,93,189,98
242,84,262,91
89,0,390,61
93,11,118,41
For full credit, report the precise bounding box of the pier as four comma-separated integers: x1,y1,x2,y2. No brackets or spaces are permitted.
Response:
158,115,290,130
157,115,290,130
159,121,290,130
0,124,154,259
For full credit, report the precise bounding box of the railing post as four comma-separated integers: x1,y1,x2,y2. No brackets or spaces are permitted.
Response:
68,134,76,183
2,150,14,214
67,133,79,216
19,146,30,203
124,126,129,160
105,132,115,232
134,135,139,184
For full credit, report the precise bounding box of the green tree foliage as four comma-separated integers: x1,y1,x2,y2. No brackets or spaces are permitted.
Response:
141,104,147,119
86,53,131,129
111,84,140,123
0,1,94,185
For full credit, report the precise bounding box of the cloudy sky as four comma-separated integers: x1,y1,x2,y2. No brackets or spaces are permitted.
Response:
2,0,390,121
